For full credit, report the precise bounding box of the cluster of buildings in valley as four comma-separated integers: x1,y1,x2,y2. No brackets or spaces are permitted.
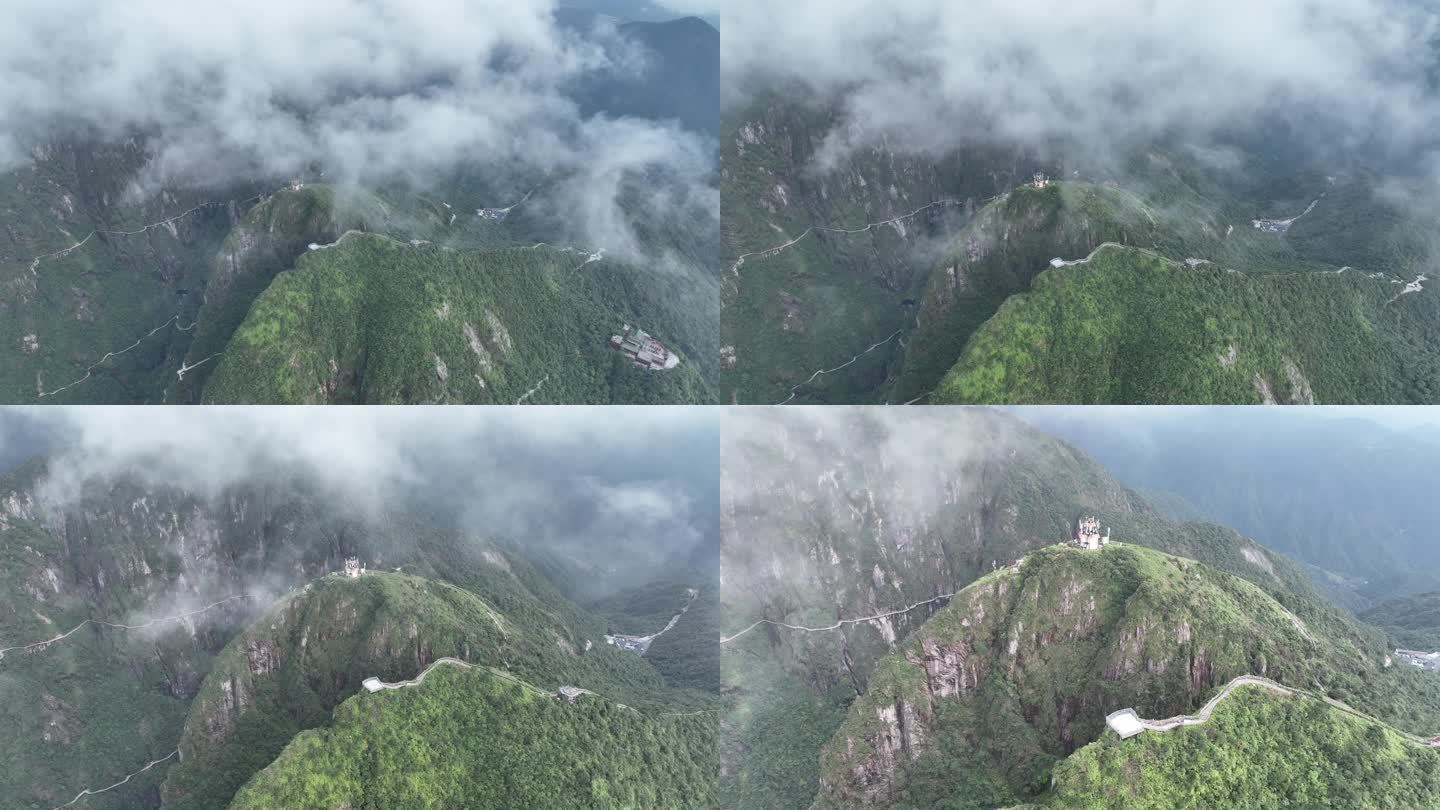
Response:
609,325,681,370
603,632,653,654
1395,648,1440,672
477,207,509,221
1073,516,1112,550
1251,218,1291,234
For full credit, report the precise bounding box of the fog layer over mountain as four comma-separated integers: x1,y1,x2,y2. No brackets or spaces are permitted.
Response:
723,0,1440,169
5,406,717,576
1,0,717,263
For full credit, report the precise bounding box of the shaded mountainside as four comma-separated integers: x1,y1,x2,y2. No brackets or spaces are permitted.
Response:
1048,685,1440,809
161,570,700,809
0,140,264,404
2,160,718,405
812,543,1440,809
227,662,718,809
0,464,363,810
720,408,1151,809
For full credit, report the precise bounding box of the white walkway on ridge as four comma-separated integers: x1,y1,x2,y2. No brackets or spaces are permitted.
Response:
51,750,180,810
0,595,249,661
720,590,958,645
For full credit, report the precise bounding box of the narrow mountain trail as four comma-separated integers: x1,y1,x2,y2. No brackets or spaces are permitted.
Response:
37,316,198,400
52,750,180,810
775,329,903,405
22,192,268,278
515,374,549,404
1128,675,1436,747
1138,676,1295,731
720,590,958,645
363,657,550,696
0,594,249,661
24,188,288,400
361,655,715,719
1048,241,1176,269
726,197,980,278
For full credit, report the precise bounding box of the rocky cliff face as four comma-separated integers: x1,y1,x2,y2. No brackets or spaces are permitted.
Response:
160,571,515,810
722,408,1145,692
810,543,1386,807
0,462,383,809
166,186,342,402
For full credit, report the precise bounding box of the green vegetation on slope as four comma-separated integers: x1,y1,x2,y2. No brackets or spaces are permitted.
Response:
935,244,1440,404
812,543,1440,808
162,570,709,810
1048,686,1440,809
203,233,710,404
227,663,718,809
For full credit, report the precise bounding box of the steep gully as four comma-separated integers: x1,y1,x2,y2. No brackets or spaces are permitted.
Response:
728,195,1005,405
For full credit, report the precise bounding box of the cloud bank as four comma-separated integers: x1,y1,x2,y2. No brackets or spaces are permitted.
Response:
0,0,716,261
722,0,1440,168
13,406,717,568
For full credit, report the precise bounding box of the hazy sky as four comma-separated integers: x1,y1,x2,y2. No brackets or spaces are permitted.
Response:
1008,405,1440,436
723,0,1440,168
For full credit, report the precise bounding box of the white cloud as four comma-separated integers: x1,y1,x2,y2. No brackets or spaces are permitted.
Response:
1,0,716,262
723,0,1440,167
